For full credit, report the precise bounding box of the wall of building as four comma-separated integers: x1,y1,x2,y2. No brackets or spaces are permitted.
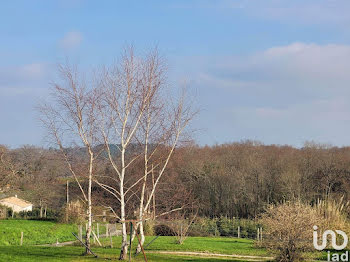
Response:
0,201,32,213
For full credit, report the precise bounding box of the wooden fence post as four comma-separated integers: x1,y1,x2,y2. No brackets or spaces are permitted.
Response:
109,229,113,248
238,226,240,238
257,228,260,241
103,211,106,222
93,225,96,244
97,223,100,239
106,223,109,237
20,232,23,246
79,225,83,241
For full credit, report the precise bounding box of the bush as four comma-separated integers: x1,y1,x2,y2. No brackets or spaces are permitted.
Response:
143,220,155,236
189,217,218,236
61,200,85,224
188,217,259,238
260,201,325,262
217,217,234,236
154,224,175,236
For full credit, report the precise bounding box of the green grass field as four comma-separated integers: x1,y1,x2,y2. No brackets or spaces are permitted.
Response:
0,245,262,261
0,219,78,245
6,220,341,261
97,235,269,257
0,220,275,261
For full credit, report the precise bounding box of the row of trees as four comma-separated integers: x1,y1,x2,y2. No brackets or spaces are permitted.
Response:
6,141,350,220
174,141,350,218
0,145,65,214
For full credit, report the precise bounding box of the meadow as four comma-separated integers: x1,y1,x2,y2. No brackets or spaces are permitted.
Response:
0,219,78,245
0,220,331,261
0,220,275,261
0,245,268,262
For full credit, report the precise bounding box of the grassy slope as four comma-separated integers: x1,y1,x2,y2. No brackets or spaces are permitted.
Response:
0,220,78,245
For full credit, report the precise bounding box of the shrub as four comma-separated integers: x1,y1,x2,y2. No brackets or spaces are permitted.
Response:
260,201,325,262
315,197,350,235
154,224,175,236
189,217,218,236
143,220,155,236
61,200,85,224
188,217,259,238
217,216,234,236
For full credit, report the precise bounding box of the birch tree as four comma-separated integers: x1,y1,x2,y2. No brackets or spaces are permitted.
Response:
94,47,155,260
39,65,101,254
133,86,195,253
94,47,195,259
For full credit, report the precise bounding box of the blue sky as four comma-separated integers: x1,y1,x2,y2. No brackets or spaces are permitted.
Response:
2,0,350,148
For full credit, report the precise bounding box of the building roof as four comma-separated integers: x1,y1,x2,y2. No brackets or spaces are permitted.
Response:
0,196,32,208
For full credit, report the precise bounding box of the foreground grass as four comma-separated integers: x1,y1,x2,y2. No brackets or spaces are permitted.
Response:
0,234,271,261
97,236,269,257
0,246,263,261
0,220,78,245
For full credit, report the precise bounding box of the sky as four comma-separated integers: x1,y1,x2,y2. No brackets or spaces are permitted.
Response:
2,0,350,148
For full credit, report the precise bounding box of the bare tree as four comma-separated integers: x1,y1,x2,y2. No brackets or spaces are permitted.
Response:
93,47,195,259
93,47,155,260
171,207,198,244
38,47,194,260
133,86,195,253
39,64,101,254
0,145,17,187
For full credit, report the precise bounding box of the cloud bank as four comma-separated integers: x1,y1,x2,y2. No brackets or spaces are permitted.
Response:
191,42,350,146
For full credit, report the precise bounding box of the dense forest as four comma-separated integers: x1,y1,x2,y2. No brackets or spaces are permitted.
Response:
1,141,350,220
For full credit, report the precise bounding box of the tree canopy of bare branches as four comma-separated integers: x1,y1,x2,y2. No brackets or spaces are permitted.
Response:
39,47,195,260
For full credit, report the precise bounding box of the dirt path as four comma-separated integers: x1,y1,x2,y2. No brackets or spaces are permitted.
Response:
146,251,274,261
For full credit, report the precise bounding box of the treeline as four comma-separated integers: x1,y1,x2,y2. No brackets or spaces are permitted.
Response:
1,141,350,220
172,141,350,218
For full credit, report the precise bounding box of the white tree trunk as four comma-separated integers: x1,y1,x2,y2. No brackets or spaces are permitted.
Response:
119,148,128,260
119,189,128,259
85,152,93,254
136,222,145,254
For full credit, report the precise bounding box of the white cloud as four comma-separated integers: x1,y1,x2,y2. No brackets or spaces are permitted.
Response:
60,31,83,49
237,0,349,24
0,62,49,96
228,97,350,146
0,63,47,82
21,63,46,79
172,0,350,26
188,42,350,146
200,42,350,96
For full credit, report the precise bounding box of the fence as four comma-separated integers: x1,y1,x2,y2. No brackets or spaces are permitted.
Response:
155,217,263,240
77,222,122,243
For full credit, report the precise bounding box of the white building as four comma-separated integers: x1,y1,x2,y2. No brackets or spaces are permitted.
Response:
0,195,33,213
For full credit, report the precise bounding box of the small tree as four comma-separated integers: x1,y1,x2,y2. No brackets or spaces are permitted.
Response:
170,208,198,244
260,201,325,262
